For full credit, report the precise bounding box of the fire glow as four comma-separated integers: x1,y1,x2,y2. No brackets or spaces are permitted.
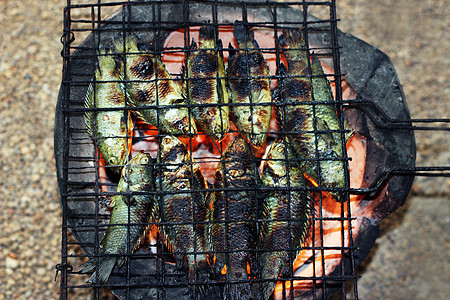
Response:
97,26,369,297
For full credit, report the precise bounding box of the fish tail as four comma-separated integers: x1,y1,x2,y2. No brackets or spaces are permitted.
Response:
187,258,223,299
279,29,309,65
80,257,117,284
225,282,252,300
252,281,276,300
279,28,307,49
233,21,255,47
199,24,215,41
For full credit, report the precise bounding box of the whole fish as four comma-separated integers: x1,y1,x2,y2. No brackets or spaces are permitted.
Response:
211,135,260,300
114,36,197,137
80,151,155,284
184,25,230,142
84,48,134,173
226,21,272,148
273,29,351,202
156,135,212,283
254,140,312,300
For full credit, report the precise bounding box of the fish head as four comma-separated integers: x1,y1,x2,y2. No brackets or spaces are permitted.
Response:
162,107,197,137
101,137,130,173
119,151,154,196
159,135,187,164
127,151,153,183
224,135,253,162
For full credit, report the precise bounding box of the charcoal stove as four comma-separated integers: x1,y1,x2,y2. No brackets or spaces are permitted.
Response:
53,1,446,299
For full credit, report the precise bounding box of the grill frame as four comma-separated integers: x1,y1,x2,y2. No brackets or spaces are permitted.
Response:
54,1,428,299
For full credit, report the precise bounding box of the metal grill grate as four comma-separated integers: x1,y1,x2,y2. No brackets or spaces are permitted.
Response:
55,1,449,299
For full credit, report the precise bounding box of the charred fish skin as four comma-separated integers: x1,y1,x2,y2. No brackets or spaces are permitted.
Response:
185,25,230,142
156,135,212,283
275,29,350,202
254,141,312,300
226,21,272,148
80,151,155,284
211,135,260,300
84,48,133,173
114,36,197,137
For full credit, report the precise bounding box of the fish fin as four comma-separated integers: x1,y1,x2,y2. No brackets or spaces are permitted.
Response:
228,43,237,60
217,38,224,51
78,259,95,273
310,53,325,74
179,65,187,98
252,39,261,50
86,257,117,284
190,38,198,51
310,54,334,98
84,82,95,137
316,118,338,147
116,256,127,269
277,62,288,77
101,195,115,209
180,64,187,79
272,86,285,129
345,124,355,142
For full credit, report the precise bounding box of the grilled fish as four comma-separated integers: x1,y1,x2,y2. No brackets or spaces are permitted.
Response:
211,135,260,300
254,140,312,300
184,25,230,142
80,151,155,284
156,135,212,283
274,29,351,202
227,21,272,148
84,48,133,173
114,36,197,137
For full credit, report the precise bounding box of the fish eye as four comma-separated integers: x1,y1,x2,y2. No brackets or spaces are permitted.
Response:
173,98,184,105
252,53,261,64
110,157,118,165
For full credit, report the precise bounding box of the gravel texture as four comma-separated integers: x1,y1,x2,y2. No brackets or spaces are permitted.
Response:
0,0,448,299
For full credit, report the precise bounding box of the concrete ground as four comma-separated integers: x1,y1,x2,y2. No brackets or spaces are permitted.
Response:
0,0,448,299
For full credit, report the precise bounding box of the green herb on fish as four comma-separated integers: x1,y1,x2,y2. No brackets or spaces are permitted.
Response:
274,29,352,202
184,25,230,142
156,135,213,283
80,151,156,284
211,135,260,300
114,36,197,137
84,48,133,173
227,21,272,148
253,140,312,300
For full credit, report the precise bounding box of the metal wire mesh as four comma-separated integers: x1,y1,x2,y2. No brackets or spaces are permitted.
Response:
55,0,449,299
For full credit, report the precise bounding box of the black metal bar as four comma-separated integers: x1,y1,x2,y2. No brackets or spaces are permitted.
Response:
59,2,73,299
